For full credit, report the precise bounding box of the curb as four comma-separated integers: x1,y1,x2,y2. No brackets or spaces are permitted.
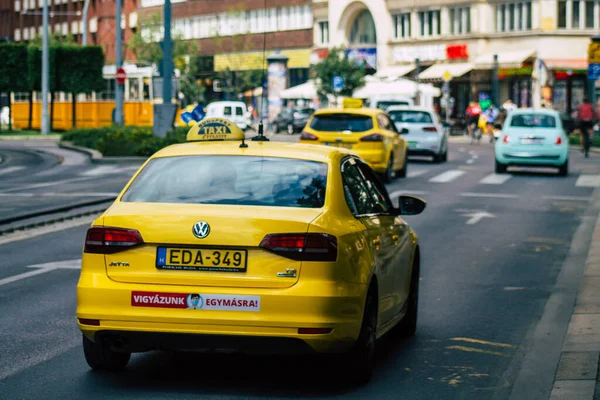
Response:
0,135,62,140
59,141,103,161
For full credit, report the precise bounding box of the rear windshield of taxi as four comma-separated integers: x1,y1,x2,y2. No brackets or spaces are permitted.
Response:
121,156,328,208
388,110,433,124
309,113,374,132
510,114,557,128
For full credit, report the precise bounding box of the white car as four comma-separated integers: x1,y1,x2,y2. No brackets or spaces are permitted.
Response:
387,106,448,163
205,101,251,130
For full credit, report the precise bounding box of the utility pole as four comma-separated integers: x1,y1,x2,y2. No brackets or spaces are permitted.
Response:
82,0,90,46
414,58,421,106
115,0,124,125
162,0,173,103
492,54,499,107
41,0,49,134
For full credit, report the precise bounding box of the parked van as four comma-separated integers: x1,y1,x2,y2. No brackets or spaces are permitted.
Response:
205,101,251,130
366,96,414,111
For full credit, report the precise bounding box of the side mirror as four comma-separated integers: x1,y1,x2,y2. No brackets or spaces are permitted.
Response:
400,128,409,134
396,195,426,216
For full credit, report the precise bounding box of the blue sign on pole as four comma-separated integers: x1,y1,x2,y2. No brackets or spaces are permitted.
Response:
588,63,600,80
332,76,344,92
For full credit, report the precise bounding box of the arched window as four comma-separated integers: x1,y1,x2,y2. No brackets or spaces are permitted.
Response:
349,9,377,45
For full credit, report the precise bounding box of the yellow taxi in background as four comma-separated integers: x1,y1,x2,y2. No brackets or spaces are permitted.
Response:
76,118,425,383
299,99,409,182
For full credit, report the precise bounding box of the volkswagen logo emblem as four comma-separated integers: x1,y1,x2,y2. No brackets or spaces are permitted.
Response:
192,221,210,239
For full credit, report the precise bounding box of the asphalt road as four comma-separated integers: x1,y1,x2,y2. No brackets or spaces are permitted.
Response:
1,139,599,399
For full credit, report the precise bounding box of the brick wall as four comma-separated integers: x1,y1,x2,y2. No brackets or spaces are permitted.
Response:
195,29,313,55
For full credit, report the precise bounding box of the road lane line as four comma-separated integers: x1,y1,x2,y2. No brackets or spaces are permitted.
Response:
0,268,54,287
0,166,25,175
407,169,429,178
480,173,512,185
0,176,98,193
460,192,519,199
0,216,94,246
429,169,466,183
575,175,600,187
446,345,510,357
450,337,517,349
543,195,592,201
0,259,81,287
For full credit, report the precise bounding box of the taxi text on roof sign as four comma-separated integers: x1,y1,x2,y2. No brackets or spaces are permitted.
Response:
187,117,245,142
342,98,363,109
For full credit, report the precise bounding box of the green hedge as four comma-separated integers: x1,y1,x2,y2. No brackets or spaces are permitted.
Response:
568,133,600,147
61,126,189,156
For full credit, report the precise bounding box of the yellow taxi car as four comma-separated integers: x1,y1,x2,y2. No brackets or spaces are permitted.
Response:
299,99,409,182
76,118,425,382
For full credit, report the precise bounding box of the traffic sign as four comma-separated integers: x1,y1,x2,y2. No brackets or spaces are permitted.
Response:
332,76,344,93
442,71,452,82
589,42,600,64
115,67,126,85
588,63,600,80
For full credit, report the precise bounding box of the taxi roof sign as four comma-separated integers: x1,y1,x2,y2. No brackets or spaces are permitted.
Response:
187,117,245,142
343,98,363,109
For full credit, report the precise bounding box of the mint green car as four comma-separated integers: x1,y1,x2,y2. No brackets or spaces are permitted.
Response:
495,109,569,176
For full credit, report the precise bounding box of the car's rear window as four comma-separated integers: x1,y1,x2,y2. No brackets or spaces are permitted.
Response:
376,101,410,110
510,114,557,128
121,156,328,208
235,107,244,116
309,114,373,132
388,110,433,124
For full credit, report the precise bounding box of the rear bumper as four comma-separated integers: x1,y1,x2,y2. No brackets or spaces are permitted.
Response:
408,149,438,157
77,264,366,355
495,145,568,167
352,149,387,172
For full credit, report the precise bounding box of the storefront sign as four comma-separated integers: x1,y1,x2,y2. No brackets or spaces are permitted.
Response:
498,66,533,79
446,44,469,60
310,48,330,65
588,42,600,64
393,44,446,63
345,48,377,69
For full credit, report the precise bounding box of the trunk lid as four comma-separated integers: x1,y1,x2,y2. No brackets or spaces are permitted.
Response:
103,202,322,288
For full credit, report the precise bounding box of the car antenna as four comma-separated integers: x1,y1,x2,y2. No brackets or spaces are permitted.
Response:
251,0,270,142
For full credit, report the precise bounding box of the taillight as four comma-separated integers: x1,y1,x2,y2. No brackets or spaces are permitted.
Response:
422,126,438,132
84,227,144,254
555,136,563,145
502,135,510,144
360,134,383,142
259,233,337,262
300,132,318,140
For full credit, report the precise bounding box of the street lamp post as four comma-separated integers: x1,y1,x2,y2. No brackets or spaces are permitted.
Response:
114,0,124,125
41,0,49,135
492,54,499,107
82,0,91,46
162,0,173,103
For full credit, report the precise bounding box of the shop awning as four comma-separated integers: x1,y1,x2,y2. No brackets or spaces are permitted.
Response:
543,59,588,70
353,77,441,98
280,80,318,99
418,63,474,80
214,49,312,72
474,50,536,69
375,65,416,79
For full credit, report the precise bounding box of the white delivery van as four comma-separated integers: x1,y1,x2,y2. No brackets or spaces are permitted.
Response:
366,96,415,111
205,101,251,130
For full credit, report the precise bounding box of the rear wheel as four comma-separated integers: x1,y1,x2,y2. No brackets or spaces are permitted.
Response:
83,335,131,372
495,159,507,174
558,159,569,176
441,149,448,162
382,156,395,183
397,156,407,178
343,287,377,384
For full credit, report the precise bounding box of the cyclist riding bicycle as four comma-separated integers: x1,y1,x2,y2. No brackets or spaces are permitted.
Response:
465,101,482,138
577,97,596,156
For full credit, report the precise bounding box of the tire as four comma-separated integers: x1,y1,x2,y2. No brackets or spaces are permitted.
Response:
495,159,507,174
382,156,395,183
82,335,131,372
558,160,569,176
441,149,448,162
343,287,377,384
397,156,407,178
397,262,419,337
433,153,442,163
287,124,294,135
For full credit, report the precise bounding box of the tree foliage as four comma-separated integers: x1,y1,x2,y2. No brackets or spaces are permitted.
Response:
312,47,366,97
57,46,105,94
0,44,30,93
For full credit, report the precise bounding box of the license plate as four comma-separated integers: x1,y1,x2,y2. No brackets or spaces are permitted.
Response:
156,247,247,272
408,141,418,148
520,138,544,145
325,142,353,149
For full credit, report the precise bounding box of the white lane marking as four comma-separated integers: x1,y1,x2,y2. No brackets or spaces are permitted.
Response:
466,159,475,164
0,259,81,287
0,192,119,197
543,195,592,201
407,169,429,178
461,192,519,199
80,166,121,177
429,169,466,183
0,176,96,193
388,190,429,199
0,216,94,246
456,209,496,225
480,174,512,185
0,166,25,175
575,175,600,188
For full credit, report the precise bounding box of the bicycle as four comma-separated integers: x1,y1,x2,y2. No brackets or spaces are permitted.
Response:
471,127,482,145
584,133,591,158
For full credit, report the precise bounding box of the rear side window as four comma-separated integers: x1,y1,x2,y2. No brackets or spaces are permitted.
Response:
224,107,232,116
310,114,374,132
341,161,377,215
376,101,410,110
510,114,557,128
235,107,244,116
389,110,433,124
122,156,328,208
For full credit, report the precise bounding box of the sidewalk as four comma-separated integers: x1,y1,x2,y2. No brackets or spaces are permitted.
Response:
551,215,600,399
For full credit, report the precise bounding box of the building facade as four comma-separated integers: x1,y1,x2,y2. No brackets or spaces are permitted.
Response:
314,0,597,115
11,0,138,62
